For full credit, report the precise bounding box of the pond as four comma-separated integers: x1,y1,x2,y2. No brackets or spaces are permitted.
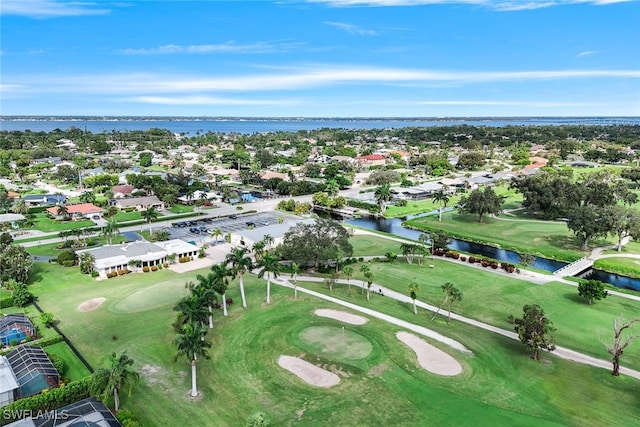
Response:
346,215,640,291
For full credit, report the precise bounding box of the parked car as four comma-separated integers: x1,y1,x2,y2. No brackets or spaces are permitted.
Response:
246,221,256,227
259,219,269,225
92,215,101,220
229,215,238,219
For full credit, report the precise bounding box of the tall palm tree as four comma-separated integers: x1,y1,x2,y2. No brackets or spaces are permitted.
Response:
11,199,28,215
342,265,353,296
142,206,159,233
211,263,231,316
56,204,69,219
102,217,119,245
174,289,210,331
252,240,266,262
408,281,420,315
90,351,139,412
192,274,218,328
400,243,418,264
359,264,370,295
374,184,392,215
431,282,463,324
262,234,275,250
210,228,223,244
173,322,211,398
257,252,281,304
225,247,252,309
433,190,450,222
290,262,300,300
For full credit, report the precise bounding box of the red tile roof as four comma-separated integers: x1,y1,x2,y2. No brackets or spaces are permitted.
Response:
47,203,104,216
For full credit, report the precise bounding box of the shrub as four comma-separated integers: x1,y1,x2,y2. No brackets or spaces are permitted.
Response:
91,270,99,278
9,339,18,347
142,266,150,273
0,297,14,309
468,256,476,263
163,262,169,268
226,297,234,305
56,250,77,266
47,352,65,375
40,312,54,328
106,271,118,278
460,256,467,262
157,263,163,270
151,265,158,271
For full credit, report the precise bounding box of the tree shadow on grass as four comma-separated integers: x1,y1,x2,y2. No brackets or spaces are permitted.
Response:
563,292,588,305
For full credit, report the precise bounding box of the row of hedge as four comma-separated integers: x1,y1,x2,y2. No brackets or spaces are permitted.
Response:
0,377,91,426
431,249,517,273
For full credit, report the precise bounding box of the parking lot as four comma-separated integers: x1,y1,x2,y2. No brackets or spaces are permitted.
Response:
165,211,298,244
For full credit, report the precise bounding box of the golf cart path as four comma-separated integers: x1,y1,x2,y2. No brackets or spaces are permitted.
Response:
273,275,640,380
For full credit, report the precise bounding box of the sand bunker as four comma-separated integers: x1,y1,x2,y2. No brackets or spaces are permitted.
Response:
397,331,463,376
77,297,106,312
278,355,340,387
314,309,369,325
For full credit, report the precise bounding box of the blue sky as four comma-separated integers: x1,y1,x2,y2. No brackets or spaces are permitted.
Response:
1,0,639,117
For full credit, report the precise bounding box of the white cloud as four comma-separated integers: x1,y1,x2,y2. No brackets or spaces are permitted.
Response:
120,96,298,106
120,40,304,55
308,0,637,10
324,21,378,35
413,100,603,107
576,50,599,58
0,0,111,18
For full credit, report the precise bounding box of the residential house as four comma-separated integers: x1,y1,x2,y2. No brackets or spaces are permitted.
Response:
356,154,386,168
31,157,62,166
77,240,199,278
3,346,59,404
22,194,67,207
0,314,35,347
109,196,164,211
5,397,122,426
47,203,104,220
260,171,289,181
111,185,135,198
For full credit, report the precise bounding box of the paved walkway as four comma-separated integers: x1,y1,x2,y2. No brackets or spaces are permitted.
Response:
270,274,640,380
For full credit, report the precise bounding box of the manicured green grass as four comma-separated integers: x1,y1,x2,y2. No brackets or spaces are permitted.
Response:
114,211,143,222
168,205,194,214
405,213,614,262
593,258,640,279
27,235,129,257
349,235,403,257
32,213,95,232
28,261,640,426
44,341,92,381
340,259,640,370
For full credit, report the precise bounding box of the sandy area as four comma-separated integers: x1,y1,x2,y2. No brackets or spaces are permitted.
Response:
314,309,369,325
78,297,106,312
397,331,463,376
278,355,340,387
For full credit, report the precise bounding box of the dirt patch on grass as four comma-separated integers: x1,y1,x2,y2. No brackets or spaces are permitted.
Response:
314,309,369,325
278,355,340,387
368,364,389,377
397,332,463,376
77,297,106,312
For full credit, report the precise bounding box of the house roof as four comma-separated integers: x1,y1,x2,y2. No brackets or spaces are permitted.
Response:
112,185,134,194
358,154,385,161
0,213,26,223
260,171,288,181
78,240,198,270
112,195,162,207
22,194,67,204
47,203,104,216
0,313,34,334
6,397,122,427
6,346,58,390
0,356,19,394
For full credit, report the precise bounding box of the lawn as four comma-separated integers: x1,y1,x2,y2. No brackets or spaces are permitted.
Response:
32,213,95,232
335,258,640,370
28,261,640,426
404,212,614,262
593,257,640,279
114,210,143,222
349,234,403,257
44,341,92,381
168,204,195,214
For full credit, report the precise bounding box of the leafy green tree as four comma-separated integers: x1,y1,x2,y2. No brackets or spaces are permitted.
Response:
258,252,281,304
458,187,503,223
508,304,556,361
12,282,33,307
430,230,452,252
578,279,608,305
0,245,33,284
408,281,420,315
433,190,450,222
173,322,211,398
225,247,252,309
90,351,139,412
606,316,640,376
456,151,486,170
604,205,640,252
374,184,393,215
40,312,54,328
279,219,352,269
566,205,610,250
79,191,96,204
431,282,462,324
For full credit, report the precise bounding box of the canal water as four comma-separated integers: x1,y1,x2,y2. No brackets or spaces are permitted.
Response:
346,216,640,291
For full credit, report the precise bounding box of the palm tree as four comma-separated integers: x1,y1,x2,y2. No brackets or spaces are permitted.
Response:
56,204,69,219
431,282,463,324
102,217,119,245
408,281,420,315
90,351,139,412
142,206,159,233
211,263,231,316
173,322,211,398
359,264,370,295
252,240,266,262
400,243,418,264
210,228,223,244
79,190,96,204
11,199,28,215
225,247,252,309
174,289,210,331
262,234,275,251
192,274,218,328
374,184,392,215
79,252,95,274
257,252,281,304
418,233,432,259
343,265,353,296
364,271,374,301
433,190,450,222
290,262,300,299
